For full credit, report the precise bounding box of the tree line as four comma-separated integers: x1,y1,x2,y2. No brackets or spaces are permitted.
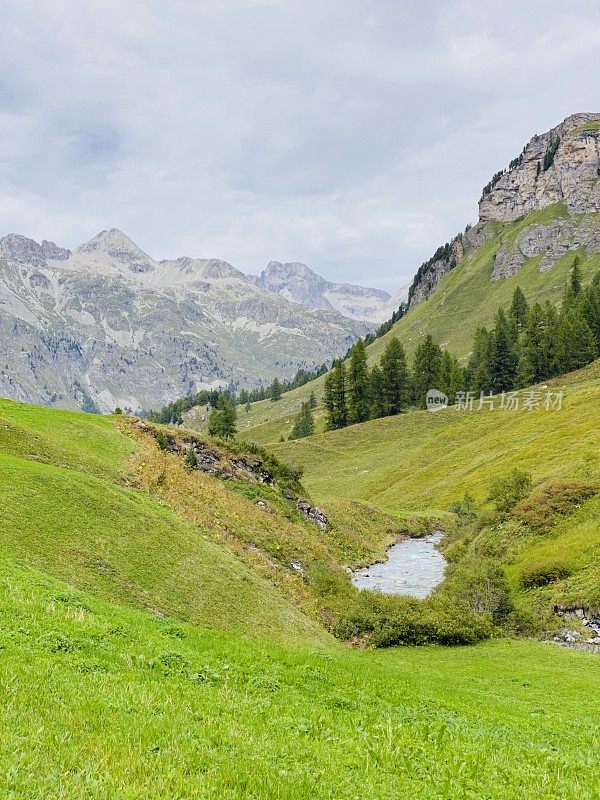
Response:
323,257,600,431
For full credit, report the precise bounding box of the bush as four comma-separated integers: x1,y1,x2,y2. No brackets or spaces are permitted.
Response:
332,590,493,647
424,599,493,645
441,560,513,624
513,480,598,531
520,559,571,588
448,492,477,524
488,469,532,516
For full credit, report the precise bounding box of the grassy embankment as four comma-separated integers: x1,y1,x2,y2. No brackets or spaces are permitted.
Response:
1,553,599,799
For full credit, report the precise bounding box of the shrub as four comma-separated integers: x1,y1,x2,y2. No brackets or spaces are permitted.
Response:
332,590,493,647
442,560,513,624
488,469,532,516
424,599,493,645
520,559,571,588
513,480,598,531
448,492,477,524
155,431,170,451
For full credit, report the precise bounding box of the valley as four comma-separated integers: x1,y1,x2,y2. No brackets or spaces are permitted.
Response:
3,109,600,798
1,395,600,798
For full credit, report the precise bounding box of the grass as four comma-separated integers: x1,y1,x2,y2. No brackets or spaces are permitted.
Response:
570,119,600,134
272,362,600,512
0,401,332,645
1,553,599,799
1,380,600,795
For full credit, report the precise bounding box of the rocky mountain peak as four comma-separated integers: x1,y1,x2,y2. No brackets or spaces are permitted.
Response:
76,228,155,273
0,233,70,268
255,260,397,322
258,261,327,293
479,112,600,223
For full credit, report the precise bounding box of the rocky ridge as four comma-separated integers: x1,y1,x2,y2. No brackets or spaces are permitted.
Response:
0,229,370,413
406,113,600,308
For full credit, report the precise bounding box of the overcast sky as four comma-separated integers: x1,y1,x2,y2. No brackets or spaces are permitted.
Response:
1,1,600,292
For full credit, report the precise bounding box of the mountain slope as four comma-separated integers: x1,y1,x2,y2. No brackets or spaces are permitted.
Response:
0,398,329,644
0,229,370,413
255,260,407,322
0,401,598,797
227,114,600,441
273,359,600,613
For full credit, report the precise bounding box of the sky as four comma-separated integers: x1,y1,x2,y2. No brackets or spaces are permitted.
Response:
1,1,600,292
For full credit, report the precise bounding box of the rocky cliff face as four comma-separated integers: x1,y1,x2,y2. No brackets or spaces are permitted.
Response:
0,229,370,413
407,113,600,307
255,261,407,323
479,113,600,223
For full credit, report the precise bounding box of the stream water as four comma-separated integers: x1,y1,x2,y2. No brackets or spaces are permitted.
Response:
351,532,446,599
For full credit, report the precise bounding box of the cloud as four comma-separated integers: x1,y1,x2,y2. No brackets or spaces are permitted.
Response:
1,0,600,291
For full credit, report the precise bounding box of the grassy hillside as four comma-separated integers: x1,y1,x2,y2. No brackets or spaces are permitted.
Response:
1,386,600,796
273,360,600,613
0,399,331,644
272,361,600,512
1,397,418,644
1,552,599,799
224,205,600,445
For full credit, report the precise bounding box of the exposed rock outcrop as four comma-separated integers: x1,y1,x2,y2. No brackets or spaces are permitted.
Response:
479,113,600,223
407,113,600,303
296,500,328,531
492,215,600,278
407,223,494,309
134,419,328,529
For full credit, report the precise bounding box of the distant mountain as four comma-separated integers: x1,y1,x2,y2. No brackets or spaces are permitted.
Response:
0,229,371,413
254,261,408,323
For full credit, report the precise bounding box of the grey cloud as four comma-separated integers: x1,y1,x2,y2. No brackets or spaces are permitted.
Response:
1,0,600,291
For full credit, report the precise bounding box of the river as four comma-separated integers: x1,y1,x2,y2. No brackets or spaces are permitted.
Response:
351,531,446,599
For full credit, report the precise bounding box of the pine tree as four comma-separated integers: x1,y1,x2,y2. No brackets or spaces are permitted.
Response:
208,393,237,439
517,302,546,385
438,350,453,398
323,362,347,430
489,309,518,393
541,301,562,379
439,350,464,403
308,391,317,409
557,307,597,373
509,287,529,332
563,255,583,308
347,339,370,423
465,327,493,393
289,402,315,440
368,364,385,419
379,337,410,415
581,280,600,350
411,334,442,408
185,446,198,469
270,378,283,402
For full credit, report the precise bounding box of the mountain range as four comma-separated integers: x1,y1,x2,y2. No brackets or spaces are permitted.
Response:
0,230,404,413
254,261,407,322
